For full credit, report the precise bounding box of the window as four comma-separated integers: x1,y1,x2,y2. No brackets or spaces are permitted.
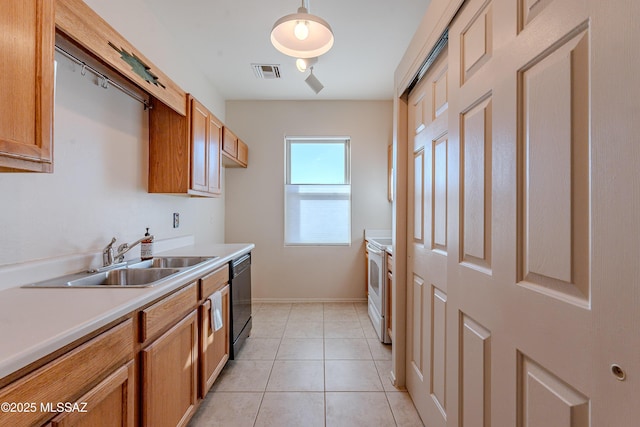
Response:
285,137,351,245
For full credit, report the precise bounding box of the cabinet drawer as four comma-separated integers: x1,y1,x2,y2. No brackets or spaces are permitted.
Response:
140,282,198,343
222,127,237,157
0,319,134,427
200,264,229,299
386,252,393,273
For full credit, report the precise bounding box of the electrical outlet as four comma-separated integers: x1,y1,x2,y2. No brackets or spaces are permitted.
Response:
173,212,180,228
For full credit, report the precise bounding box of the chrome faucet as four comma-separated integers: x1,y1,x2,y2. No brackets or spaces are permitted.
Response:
101,234,154,267
114,234,154,264
102,237,117,267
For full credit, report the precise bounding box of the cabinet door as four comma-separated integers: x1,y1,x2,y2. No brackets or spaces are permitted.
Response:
237,139,248,166
386,252,393,340
365,248,369,295
0,320,133,427
207,115,222,195
49,361,135,427
142,311,198,427
190,98,209,193
222,128,237,157
0,0,54,172
199,284,230,397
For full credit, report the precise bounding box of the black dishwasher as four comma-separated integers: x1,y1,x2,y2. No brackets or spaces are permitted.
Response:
229,252,252,359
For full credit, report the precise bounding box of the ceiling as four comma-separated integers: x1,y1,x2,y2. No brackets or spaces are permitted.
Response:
141,0,431,101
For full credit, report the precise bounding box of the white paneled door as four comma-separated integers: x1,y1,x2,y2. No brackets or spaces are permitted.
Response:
405,0,639,425
407,46,450,427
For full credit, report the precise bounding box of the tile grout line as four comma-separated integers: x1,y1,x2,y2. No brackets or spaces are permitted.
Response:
251,304,291,427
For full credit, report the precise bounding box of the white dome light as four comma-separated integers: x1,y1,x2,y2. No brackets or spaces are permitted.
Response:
271,4,334,59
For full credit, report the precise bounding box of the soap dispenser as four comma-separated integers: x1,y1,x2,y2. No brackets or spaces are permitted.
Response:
141,228,153,260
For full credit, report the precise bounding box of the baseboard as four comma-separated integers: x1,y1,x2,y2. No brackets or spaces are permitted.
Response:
253,297,368,304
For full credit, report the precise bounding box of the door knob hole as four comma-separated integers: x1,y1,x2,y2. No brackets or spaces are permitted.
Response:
611,364,626,381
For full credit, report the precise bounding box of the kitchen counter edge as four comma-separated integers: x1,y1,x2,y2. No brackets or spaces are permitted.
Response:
0,243,254,381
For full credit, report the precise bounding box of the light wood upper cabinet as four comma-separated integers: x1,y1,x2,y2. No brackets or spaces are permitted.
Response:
222,127,238,158
149,96,222,197
387,144,393,202
191,100,208,193
222,127,248,168
237,139,248,166
0,0,55,172
207,114,223,194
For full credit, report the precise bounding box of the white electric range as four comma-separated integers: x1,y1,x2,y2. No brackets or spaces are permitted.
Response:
365,234,392,344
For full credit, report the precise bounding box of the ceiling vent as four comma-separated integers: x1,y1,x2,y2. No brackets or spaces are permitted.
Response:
252,64,281,79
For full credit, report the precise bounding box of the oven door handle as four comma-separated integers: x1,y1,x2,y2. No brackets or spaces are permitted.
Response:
366,243,383,255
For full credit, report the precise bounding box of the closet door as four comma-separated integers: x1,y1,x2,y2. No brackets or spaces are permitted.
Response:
406,46,450,427
406,0,639,425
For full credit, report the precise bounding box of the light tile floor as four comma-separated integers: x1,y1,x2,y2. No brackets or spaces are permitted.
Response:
189,302,424,427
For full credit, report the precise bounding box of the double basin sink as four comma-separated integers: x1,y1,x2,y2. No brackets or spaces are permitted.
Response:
22,257,216,289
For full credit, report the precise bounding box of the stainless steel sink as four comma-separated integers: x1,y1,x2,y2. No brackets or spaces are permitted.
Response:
127,256,215,269
22,256,218,289
23,268,181,288
69,268,180,287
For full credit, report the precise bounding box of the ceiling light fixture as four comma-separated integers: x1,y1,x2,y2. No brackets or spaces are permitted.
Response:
296,57,318,72
305,67,324,94
271,1,334,58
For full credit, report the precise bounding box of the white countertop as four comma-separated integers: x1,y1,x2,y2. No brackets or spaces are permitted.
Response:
0,243,253,381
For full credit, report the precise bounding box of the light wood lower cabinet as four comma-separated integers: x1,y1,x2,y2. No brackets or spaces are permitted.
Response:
200,285,230,397
139,282,198,343
141,310,198,427
365,246,369,296
0,319,133,427
386,252,393,341
0,265,236,427
47,361,135,427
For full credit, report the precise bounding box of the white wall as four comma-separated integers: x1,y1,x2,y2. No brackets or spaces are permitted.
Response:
225,101,392,301
0,5,226,275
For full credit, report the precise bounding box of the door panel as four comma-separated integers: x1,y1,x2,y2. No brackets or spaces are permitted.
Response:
518,354,589,427
446,0,596,425
431,286,447,416
411,275,425,378
432,136,448,252
460,315,491,427
461,1,492,84
413,150,425,242
460,95,492,272
405,0,640,425
407,46,449,427
518,25,590,302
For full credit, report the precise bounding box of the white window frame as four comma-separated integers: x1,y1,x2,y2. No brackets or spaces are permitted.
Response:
284,137,351,246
